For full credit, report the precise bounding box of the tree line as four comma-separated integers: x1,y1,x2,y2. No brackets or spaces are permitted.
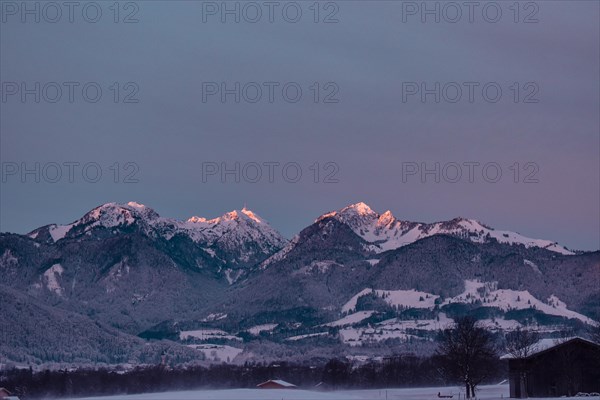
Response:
4,317,595,399
0,355,507,399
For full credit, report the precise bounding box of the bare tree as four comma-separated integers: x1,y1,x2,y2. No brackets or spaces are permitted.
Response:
587,324,600,344
437,317,498,399
555,327,576,343
505,327,540,398
505,327,540,359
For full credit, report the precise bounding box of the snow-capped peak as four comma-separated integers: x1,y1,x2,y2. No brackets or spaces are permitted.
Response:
187,207,264,226
187,216,209,224
28,203,288,267
25,202,289,282
179,207,288,271
378,210,395,226
222,210,241,221
316,202,377,223
126,201,147,210
67,202,158,231
241,207,263,223
314,203,574,255
25,202,163,243
343,202,376,216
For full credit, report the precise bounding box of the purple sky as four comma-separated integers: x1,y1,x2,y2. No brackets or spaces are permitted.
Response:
1,1,599,251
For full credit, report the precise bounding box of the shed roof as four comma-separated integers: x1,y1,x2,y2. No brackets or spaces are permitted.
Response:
257,379,297,387
501,337,599,360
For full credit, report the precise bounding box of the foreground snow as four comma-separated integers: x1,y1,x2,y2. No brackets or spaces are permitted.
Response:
65,383,591,400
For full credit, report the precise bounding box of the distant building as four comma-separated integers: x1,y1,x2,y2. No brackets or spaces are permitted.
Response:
0,388,19,400
503,337,600,398
256,379,297,389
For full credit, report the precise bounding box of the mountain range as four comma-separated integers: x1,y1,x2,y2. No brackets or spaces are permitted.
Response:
1,202,598,367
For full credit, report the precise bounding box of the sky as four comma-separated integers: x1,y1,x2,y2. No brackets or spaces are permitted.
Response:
1,1,599,251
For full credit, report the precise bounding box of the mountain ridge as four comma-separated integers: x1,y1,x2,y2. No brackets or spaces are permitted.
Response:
1,201,597,366
312,202,574,255
25,201,578,256
27,202,288,272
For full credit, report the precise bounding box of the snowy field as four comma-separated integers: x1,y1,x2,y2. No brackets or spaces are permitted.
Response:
67,384,596,400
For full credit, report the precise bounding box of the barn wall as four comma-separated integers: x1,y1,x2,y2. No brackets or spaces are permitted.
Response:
509,341,600,398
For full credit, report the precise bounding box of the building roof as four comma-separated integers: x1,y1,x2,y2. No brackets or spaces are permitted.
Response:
501,337,599,360
257,379,297,388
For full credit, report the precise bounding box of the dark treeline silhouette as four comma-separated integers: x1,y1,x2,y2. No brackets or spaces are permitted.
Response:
0,355,507,399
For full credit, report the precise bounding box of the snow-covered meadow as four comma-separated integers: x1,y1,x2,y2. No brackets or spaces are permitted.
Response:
66,384,593,400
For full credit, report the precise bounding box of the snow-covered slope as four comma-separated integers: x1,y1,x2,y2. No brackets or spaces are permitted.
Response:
342,288,440,313
246,324,278,335
316,202,573,255
444,280,596,325
342,280,595,325
186,344,243,363
42,263,65,296
323,311,376,327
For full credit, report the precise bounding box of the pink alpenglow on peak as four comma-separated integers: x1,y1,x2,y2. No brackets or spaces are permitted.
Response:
126,201,147,210
187,216,210,224
28,203,288,259
187,208,264,225
241,207,263,224
377,210,395,226
315,202,574,255
316,202,375,222
344,202,376,216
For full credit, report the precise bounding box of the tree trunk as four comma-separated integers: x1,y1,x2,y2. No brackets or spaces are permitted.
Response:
465,382,470,399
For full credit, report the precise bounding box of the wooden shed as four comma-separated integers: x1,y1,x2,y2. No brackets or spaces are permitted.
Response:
503,337,600,398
